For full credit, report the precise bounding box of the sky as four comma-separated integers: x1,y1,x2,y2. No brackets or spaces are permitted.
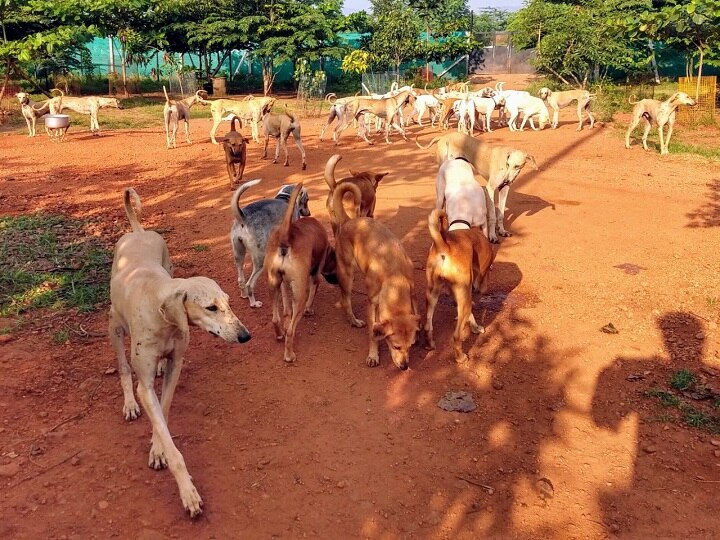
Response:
341,0,525,15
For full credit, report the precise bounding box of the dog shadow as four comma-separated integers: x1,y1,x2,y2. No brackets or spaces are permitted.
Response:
504,191,556,229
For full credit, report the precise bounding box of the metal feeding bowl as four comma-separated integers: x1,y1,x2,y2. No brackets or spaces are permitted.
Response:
45,114,70,129
44,114,70,142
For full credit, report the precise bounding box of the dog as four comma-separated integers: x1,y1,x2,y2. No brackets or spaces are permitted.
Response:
323,154,387,237
108,188,251,518
503,93,550,131
204,94,276,144
349,89,415,145
261,109,307,169
424,209,494,363
53,94,123,134
320,93,363,142
471,94,505,132
162,87,208,148
230,179,311,308
538,87,595,130
408,93,441,127
417,132,538,243
16,90,63,137
332,182,419,370
625,92,696,155
221,115,249,189
435,157,491,238
265,183,333,363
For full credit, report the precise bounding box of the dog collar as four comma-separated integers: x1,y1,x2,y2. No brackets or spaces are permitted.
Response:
496,180,511,191
275,192,291,202
454,156,471,164
449,219,472,230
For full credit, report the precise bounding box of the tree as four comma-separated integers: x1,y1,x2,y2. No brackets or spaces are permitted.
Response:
509,0,651,87
369,0,421,74
624,0,720,98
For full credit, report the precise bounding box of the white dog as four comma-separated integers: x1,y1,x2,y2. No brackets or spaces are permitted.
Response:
435,157,490,237
503,93,550,131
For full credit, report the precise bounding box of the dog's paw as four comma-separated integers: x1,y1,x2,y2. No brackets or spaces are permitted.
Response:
180,484,204,518
284,351,297,363
470,324,485,335
304,308,315,316
489,236,500,244
148,444,168,470
366,355,380,367
123,401,141,421
351,318,366,328
250,300,263,308
455,352,469,364
499,230,513,238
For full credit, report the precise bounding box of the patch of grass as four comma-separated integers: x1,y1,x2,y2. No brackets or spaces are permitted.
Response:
708,296,719,309
0,326,12,335
682,407,716,430
52,328,70,345
192,244,209,252
0,213,112,317
646,388,681,407
667,140,720,161
670,368,696,391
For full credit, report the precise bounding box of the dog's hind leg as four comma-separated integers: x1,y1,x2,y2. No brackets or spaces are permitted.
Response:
245,251,267,308
183,118,191,145
423,274,441,351
270,278,285,341
282,279,309,363
292,129,307,169
641,118,652,151
232,235,250,300
109,308,140,420
337,253,364,328
452,283,476,363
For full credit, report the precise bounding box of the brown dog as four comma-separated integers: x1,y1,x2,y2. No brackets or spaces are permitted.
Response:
332,183,419,370
221,116,249,189
424,209,494,363
323,154,388,237
265,183,333,363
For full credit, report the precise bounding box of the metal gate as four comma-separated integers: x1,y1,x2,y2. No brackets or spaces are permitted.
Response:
167,71,198,98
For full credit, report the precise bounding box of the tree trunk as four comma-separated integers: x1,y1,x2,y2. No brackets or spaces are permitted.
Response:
262,58,275,95
0,59,11,104
695,44,704,101
648,40,660,84
12,62,52,97
119,40,129,97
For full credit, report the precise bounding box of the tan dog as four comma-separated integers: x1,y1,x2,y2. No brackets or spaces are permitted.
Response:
435,96,462,129
350,89,415,145
162,87,208,148
538,87,595,130
108,188,251,518
261,109,307,169
332,183,419,370
265,183,333,363
53,94,123,134
323,154,388,237
417,132,538,243
424,209,494,363
204,94,276,144
16,90,63,136
625,92,696,155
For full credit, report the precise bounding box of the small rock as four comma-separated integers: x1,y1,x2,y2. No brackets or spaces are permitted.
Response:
0,462,21,478
437,391,476,413
709,322,718,331
0,334,13,344
696,332,705,340
492,379,504,390
104,367,118,375
336,480,347,489
535,477,554,500
713,450,720,458
601,322,619,334
98,500,109,510
39,412,48,418
710,439,720,447
610,523,620,533
642,445,657,454
71,456,80,466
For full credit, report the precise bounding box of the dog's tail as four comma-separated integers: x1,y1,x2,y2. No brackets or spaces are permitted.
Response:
332,182,362,229
230,115,239,132
230,179,262,224
325,93,337,105
123,188,144,233
428,209,451,255
163,85,170,104
415,134,443,150
277,183,304,251
495,81,505,92
628,94,639,105
324,154,342,190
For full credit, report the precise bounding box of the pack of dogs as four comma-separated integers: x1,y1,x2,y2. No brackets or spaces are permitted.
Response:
14,78,695,518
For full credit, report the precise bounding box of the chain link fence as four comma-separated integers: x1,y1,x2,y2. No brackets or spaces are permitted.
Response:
295,70,327,117
361,72,405,96
678,76,717,125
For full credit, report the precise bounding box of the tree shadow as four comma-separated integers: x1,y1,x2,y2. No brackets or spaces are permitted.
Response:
592,311,719,537
686,178,720,228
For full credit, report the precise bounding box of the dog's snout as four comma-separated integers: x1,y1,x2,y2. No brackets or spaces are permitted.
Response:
237,330,251,343
398,362,409,371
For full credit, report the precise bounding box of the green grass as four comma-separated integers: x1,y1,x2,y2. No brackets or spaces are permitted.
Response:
0,213,112,317
192,244,209,252
670,369,696,391
645,372,720,433
52,328,71,345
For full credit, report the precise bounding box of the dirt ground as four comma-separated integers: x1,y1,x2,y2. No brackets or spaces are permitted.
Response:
2,75,720,539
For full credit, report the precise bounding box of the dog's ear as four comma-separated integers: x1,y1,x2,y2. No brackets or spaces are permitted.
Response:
372,320,393,340
374,172,389,184
159,290,189,338
243,137,251,144
525,154,539,170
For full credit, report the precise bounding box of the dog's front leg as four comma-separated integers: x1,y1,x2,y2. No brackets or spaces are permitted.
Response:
496,185,512,237
485,185,499,243
337,259,364,327
293,132,307,170
262,133,270,159
109,309,140,420
365,299,381,367
135,368,203,518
